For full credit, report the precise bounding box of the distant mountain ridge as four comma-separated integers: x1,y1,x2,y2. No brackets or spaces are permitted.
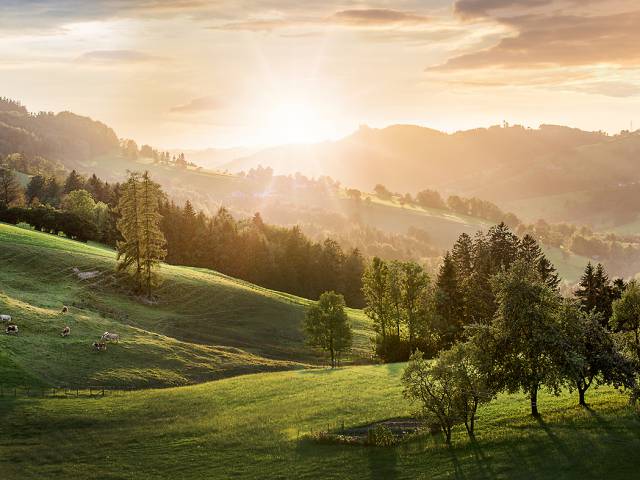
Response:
0,97,119,167
222,123,638,209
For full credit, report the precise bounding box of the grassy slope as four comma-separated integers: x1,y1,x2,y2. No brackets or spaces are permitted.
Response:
2,363,639,479
0,223,373,387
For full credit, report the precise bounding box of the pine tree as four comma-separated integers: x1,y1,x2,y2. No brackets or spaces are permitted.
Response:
434,252,464,348
451,233,473,281
64,169,85,194
138,171,167,298
519,234,560,289
116,172,143,291
487,222,520,274
575,262,612,327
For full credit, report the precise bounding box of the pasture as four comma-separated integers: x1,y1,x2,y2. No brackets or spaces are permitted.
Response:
0,223,373,387
1,364,639,479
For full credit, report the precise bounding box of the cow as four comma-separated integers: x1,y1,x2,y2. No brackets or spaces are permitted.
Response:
0,314,11,323
92,341,107,351
6,324,18,335
61,326,70,337
101,332,119,343
61,306,68,314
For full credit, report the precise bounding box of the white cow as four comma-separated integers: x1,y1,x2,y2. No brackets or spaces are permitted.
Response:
6,324,18,335
101,332,119,343
0,315,11,323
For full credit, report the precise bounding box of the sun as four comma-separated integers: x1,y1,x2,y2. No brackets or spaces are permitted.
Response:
265,100,326,145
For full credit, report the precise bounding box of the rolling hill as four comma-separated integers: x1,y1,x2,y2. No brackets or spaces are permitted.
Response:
223,124,640,226
0,223,373,388
1,363,637,479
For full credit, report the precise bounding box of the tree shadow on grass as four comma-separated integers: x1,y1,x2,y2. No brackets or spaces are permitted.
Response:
366,445,400,480
466,437,499,480
535,415,593,478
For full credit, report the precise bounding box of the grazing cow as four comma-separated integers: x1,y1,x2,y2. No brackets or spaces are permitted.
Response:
61,306,68,314
61,326,70,337
0,314,11,323
101,332,119,343
6,324,18,335
92,341,107,351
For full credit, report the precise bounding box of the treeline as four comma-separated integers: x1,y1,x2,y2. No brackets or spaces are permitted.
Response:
120,139,195,169
396,225,638,444
363,223,559,361
367,184,520,226
160,201,365,307
0,204,99,242
516,219,640,279
0,97,118,164
0,167,365,306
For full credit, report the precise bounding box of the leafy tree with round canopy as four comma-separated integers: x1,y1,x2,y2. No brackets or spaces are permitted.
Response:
490,260,564,417
304,291,352,368
559,301,635,406
62,189,96,223
611,280,640,363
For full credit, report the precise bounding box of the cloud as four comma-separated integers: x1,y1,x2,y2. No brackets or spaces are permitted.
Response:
75,49,161,64
567,81,640,98
170,96,223,113
453,0,554,18
433,10,640,70
330,9,431,26
214,8,432,32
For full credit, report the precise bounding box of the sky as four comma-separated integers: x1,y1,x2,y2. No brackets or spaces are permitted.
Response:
2,0,640,149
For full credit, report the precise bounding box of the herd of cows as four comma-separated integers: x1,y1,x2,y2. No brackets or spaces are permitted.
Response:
1,307,120,351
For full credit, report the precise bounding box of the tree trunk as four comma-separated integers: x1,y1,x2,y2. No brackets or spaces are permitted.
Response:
578,388,586,406
530,387,539,417
444,426,452,444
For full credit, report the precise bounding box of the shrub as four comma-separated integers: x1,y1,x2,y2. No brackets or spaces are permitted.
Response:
367,424,396,447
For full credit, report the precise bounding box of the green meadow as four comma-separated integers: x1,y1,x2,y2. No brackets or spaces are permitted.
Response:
0,223,372,388
2,222,640,480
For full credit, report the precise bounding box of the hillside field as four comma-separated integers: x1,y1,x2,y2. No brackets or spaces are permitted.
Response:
0,223,373,388
1,364,639,479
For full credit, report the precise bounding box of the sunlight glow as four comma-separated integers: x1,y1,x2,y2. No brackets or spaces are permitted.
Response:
265,100,327,145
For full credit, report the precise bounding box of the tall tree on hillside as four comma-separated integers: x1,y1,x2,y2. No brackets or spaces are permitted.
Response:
0,166,21,206
433,252,464,348
363,257,390,341
116,172,143,290
304,291,352,368
138,171,167,298
63,169,85,194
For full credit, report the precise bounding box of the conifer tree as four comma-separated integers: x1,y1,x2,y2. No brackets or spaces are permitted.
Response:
519,234,560,289
138,171,167,298
64,169,86,194
116,171,143,290
575,262,612,326
434,252,464,347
